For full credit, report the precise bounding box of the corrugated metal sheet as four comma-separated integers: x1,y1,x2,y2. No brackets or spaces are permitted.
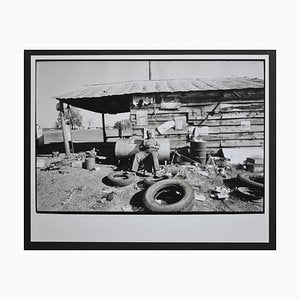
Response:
56,77,263,100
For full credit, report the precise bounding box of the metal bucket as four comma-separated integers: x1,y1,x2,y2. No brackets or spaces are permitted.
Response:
84,157,95,170
190,141,207,164
115,138,170,162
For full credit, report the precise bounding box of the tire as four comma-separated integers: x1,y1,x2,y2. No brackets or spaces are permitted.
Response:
237,173,264,190
143,180,195,212
107,171,135,187
143,175,169,187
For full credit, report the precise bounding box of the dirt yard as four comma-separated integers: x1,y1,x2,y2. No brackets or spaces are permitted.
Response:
36,155,263,213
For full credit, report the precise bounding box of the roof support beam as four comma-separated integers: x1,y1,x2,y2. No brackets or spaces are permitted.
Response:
101,113,107,143
59,101,71,157
148,61,152,80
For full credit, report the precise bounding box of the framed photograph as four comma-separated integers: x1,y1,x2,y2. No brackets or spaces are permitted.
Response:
24,50,276,250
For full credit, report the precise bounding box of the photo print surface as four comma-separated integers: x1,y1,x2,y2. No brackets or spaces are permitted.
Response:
35,58,266,214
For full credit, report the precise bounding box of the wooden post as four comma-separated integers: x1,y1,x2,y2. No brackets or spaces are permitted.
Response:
67,105,74,153
59,101,71,157
102,113,107,142
148,61,152,80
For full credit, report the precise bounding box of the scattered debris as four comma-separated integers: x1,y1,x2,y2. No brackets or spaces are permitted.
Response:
36,145,263,213
102,187,117,194
195,192,206,202
105,192,115,201
206,155,217,168
96,155,107,161
184,165,197,171
121,205,135,212
218,167,227,178
61,186,83,205
37,159,45,168
133,183,141,189
245,156,263,172
198,170,209,177
91,166,101,171
100,187,118,202
41,164,60,171
52,151,60,158
86,148,97,158
72,161,83,168
210,186,231,200
89,196,105,209
75,152,86,160
213,187,231,193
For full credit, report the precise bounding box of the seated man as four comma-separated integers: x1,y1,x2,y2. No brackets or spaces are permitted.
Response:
131,130,160,177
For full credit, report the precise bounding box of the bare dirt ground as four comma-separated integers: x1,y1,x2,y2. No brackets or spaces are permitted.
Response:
36,155,263,213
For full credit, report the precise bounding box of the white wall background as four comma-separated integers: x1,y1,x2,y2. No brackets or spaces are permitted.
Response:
0,1,298,300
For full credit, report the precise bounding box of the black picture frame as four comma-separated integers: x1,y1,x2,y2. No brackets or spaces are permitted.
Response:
24,50,276,250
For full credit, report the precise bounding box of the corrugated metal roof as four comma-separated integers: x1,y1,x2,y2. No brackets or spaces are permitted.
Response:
56,77,263,100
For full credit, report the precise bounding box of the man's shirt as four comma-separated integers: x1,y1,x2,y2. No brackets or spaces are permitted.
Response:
143,138,159,152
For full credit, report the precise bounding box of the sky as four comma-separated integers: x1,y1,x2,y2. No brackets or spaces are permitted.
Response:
36,60,264,128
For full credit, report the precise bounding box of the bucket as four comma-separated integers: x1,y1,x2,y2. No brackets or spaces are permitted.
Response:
115,138,170,162
190,141,207,164
84,157,95,170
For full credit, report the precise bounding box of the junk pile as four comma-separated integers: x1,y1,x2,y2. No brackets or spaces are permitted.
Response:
37,148,104,173
37,137,264,212
244,157,263,172
71,148,102,171
210,187,231,200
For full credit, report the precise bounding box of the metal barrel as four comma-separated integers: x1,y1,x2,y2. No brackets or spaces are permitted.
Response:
115,138,170,162
190,141,207,164
84,157,95,170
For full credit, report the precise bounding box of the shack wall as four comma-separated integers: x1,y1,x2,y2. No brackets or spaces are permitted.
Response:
130,89,264,153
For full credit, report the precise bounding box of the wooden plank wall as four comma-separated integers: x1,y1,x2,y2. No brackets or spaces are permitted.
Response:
130,90,264,152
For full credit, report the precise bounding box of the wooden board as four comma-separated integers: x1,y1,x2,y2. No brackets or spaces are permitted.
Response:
187,102,264,113
205,125,264,134
204,132,264,141
220,140,264,147
199,118,264,126
204,139,264,148
132,124,188,134
188,110,264,121
130,98,265,151
180,99,264,107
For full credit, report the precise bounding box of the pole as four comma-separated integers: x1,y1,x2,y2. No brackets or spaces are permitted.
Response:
148,61,152,80
102,113,107,142
59,101,71,157
67,105,74,153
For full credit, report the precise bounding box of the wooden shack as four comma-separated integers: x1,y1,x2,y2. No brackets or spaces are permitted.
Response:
56,77,264,156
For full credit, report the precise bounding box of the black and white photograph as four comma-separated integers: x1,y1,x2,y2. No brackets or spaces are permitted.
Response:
24,50,275,250
35,55,266,214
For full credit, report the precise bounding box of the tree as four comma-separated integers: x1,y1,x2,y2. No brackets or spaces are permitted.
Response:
55,106,83,130
87,118,94,128
54,117,61,129
68,107,83,129
114,119,131,130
